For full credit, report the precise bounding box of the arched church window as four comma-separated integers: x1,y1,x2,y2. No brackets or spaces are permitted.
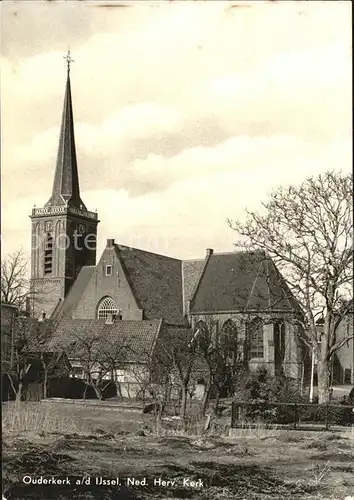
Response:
44,233,53,275
97,296,118,320
193,320,209,347
220,319,238,349
247,317,264,359
220,319,240,364
195,320,208,333
274,320,286,359
221,319,237,338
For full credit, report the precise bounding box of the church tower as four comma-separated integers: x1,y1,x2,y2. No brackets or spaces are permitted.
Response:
29,52,99,317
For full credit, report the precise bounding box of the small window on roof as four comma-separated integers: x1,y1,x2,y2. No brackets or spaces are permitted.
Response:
105,265,112,276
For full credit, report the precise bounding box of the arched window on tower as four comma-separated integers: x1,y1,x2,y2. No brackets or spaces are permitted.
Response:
97,296,118,320
247,317,264,359
44,233,53,275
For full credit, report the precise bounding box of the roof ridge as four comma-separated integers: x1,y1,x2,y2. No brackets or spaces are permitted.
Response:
245,260,264,311
189,249,214,306
212,249,266,256
114,243,181,261
113,244,143,311
54,266,95,320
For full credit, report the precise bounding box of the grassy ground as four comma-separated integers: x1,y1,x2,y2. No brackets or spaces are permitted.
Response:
2,401,354,500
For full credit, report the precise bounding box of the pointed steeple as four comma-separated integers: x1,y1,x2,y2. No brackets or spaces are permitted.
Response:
45,51,86,209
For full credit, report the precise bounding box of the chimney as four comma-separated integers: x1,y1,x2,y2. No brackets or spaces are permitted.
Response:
107,238,115,248
206,248,214,256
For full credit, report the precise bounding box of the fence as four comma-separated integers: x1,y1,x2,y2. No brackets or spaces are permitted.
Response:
231,401,354,430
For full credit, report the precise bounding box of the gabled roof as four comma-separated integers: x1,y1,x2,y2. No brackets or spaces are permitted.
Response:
53,266,96,319
191,250,299,313
115,244,185,324
48,318,163,363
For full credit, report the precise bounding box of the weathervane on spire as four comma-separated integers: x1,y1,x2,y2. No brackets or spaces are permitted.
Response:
63,49,74,74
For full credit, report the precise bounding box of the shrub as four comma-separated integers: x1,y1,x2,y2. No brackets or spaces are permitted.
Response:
233,367,308,423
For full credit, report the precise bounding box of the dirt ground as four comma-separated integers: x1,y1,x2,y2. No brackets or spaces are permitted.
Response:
2,402,354,500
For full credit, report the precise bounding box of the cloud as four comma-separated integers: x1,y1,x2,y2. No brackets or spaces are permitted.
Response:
1,0,351,259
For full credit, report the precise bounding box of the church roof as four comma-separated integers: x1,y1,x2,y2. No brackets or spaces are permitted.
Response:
181,259,205,313
53,266,96,320
191,250,299,313
182,259,205,301
48,318,162,363
45,69,86,209
115,244,185,324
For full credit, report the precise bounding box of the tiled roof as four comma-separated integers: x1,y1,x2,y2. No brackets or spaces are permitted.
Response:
25,351,71,371
154,325,195,355
47,318,162,363
182,259,205,313
115,244,185,324
191,251,299,313
53,266,96,319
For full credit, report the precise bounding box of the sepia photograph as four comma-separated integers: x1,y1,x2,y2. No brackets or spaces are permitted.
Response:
1,1,353,499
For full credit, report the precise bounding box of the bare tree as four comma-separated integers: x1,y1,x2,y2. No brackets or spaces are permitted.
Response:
4,320,31,402
51,328,129,400
196,318,243,415
1,250,29,310
3,316,63,401
1,249,55,318
154,328,199,430
30,319,67,399
228,171,353,403
4,317,40,401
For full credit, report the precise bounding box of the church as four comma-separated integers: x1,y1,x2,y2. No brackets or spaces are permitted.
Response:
29,57,306,386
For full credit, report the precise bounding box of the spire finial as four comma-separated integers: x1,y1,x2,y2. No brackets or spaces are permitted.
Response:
63,49,74,74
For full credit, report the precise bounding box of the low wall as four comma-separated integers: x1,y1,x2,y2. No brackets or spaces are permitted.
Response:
41,398,143,412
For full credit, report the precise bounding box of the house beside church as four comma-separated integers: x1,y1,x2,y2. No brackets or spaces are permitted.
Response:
1,303,17,366
28,58,313,392
317,300,354,386
333,301,354,385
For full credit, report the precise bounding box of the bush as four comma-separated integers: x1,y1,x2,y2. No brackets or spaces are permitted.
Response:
233,367,308,423
299,403,353,426
237,367,304,400
233,368,354,426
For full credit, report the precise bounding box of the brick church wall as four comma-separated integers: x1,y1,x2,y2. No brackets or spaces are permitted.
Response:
190,312,303,379
72,245,143,320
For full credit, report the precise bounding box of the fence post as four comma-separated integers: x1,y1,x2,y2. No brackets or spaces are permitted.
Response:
325,404,329,430
231,402,236,428
293,403,297,429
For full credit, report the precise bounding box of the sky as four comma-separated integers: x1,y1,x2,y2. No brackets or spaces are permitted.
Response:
1,0,352,261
